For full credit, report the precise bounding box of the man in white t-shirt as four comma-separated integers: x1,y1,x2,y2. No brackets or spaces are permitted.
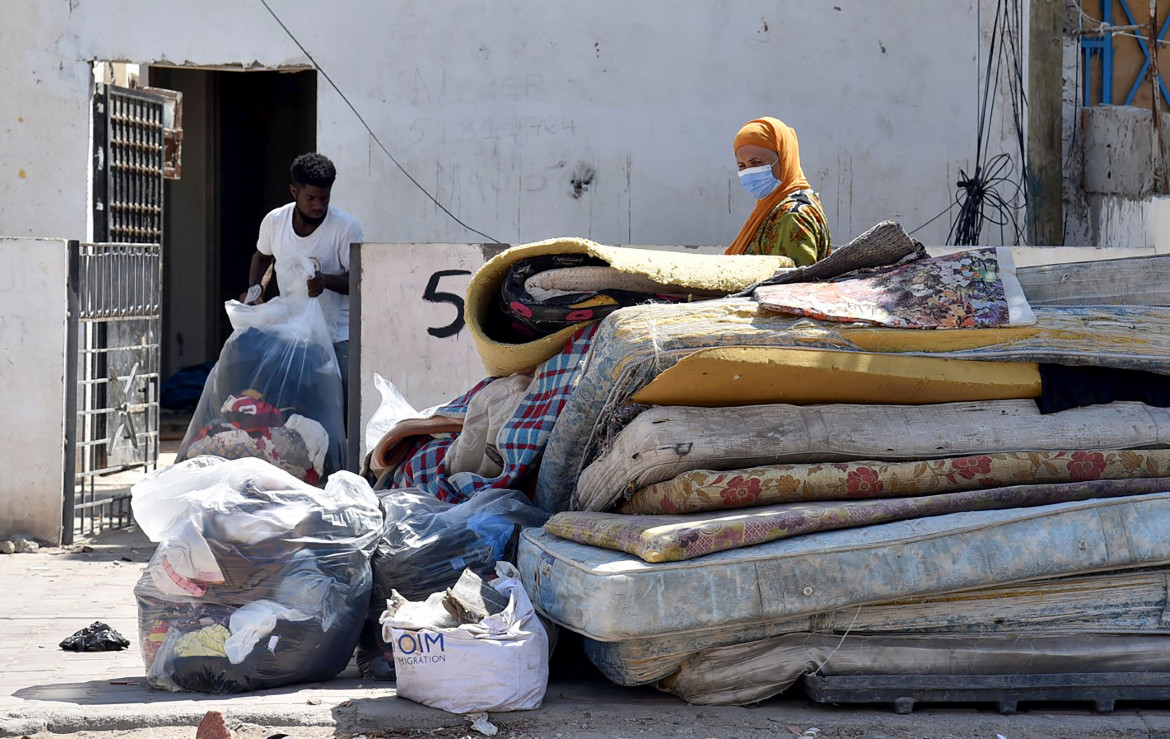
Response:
242,152,363,419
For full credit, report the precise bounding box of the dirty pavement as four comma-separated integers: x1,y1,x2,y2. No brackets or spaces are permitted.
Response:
1,527,1169,738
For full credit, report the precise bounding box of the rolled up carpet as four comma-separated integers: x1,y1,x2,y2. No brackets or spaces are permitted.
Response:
466,238,793,377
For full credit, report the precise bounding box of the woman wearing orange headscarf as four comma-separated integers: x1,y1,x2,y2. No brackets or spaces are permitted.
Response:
725,117,831,264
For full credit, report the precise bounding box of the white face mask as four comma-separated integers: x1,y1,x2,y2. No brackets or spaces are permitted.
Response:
738,163,782,199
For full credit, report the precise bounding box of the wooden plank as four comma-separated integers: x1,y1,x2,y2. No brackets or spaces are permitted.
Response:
1027,0,1064,245
1018,254,1170,305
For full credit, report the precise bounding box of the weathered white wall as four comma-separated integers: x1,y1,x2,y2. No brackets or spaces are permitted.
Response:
356,244,498,422
0,3,92,239
4,0,1019,250
0,239,69,544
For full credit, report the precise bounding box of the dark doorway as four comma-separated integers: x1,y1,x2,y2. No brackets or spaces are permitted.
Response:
150,67,317,378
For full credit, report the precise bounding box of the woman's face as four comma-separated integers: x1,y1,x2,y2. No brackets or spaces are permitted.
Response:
735,144,780,179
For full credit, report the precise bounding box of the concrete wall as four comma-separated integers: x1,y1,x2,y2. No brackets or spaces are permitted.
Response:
0,3,92,240
1064,106,1170,251
0,239,69,544
1061,6,1170,248
3,0,1021,250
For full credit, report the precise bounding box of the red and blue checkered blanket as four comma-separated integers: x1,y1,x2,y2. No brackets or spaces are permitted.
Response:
391,324,598,505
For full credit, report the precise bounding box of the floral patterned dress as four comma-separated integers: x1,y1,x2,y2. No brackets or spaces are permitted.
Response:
744,189,832,266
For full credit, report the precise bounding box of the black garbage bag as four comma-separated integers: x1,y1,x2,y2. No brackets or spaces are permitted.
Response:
60,621,131,652
356,487,547,680
132,457,383,693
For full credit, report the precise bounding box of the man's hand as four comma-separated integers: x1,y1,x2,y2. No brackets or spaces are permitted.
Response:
307,271,326,298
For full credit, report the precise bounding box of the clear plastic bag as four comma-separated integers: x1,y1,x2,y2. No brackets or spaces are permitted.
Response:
356,488,548,680
132,457,383,693
364,373,419,459
177,282,345,483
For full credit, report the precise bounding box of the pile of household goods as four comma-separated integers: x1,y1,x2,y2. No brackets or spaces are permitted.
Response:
131,457,379,692
354,487,548,686
130,454,551,711
369,227,1170,707
177,254,345,483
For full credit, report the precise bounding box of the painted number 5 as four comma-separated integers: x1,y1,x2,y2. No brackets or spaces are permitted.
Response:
422,269,472,338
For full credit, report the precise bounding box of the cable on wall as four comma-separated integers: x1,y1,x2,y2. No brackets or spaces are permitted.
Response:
258,0,503,244
947,0,1029,246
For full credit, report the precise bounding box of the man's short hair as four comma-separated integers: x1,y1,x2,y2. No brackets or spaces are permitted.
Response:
290,153,337,188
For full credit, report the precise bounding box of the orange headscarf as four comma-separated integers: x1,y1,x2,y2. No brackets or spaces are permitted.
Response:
725,117,811,255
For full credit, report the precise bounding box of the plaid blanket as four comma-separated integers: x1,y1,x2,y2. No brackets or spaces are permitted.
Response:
392,324,598,504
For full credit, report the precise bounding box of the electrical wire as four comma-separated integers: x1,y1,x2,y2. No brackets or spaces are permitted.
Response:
909,201,957,236
948,0,1028,246
257,0,503,244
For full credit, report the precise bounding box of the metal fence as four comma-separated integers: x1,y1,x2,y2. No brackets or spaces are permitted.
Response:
64,82,167,544
64,242,162,544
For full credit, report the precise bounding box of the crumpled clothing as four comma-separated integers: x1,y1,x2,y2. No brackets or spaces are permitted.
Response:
185,418,321,484
220,392,284,432
225,600,313,664
393,325,597,504
284,414,329,478
174,624,230,658
176,325,346,478
149,520,225,599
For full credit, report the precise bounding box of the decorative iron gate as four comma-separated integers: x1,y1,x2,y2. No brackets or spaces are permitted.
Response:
63,83,165,543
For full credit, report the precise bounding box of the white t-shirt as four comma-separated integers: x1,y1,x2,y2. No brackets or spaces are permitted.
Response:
256,202,363,342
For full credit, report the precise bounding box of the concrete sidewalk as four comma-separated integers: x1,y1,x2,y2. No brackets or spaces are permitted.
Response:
5,526,1170,737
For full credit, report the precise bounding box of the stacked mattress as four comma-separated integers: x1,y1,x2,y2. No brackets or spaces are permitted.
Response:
515,236,1170,705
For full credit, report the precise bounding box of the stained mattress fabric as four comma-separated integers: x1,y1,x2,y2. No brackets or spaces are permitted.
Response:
519,492,1170,643
546,477,1170,563
629,347,1042,408
618,449,1170,515
754,247,1036,329
535,301,1170,513
573,400,1170,513
581,567,1170,686
661,633,1170,706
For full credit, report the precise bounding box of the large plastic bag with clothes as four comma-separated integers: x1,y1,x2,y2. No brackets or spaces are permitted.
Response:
355,488,548,680
132,456,383,693
177,253,345,483
384,562,549,713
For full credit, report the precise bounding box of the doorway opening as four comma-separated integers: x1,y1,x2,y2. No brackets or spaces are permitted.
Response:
148,67,317,379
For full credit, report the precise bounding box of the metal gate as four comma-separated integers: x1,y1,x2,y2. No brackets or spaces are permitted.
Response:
63,83,165,543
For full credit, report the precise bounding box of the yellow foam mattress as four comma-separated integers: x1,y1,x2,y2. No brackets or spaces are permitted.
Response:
630,347,1041,407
